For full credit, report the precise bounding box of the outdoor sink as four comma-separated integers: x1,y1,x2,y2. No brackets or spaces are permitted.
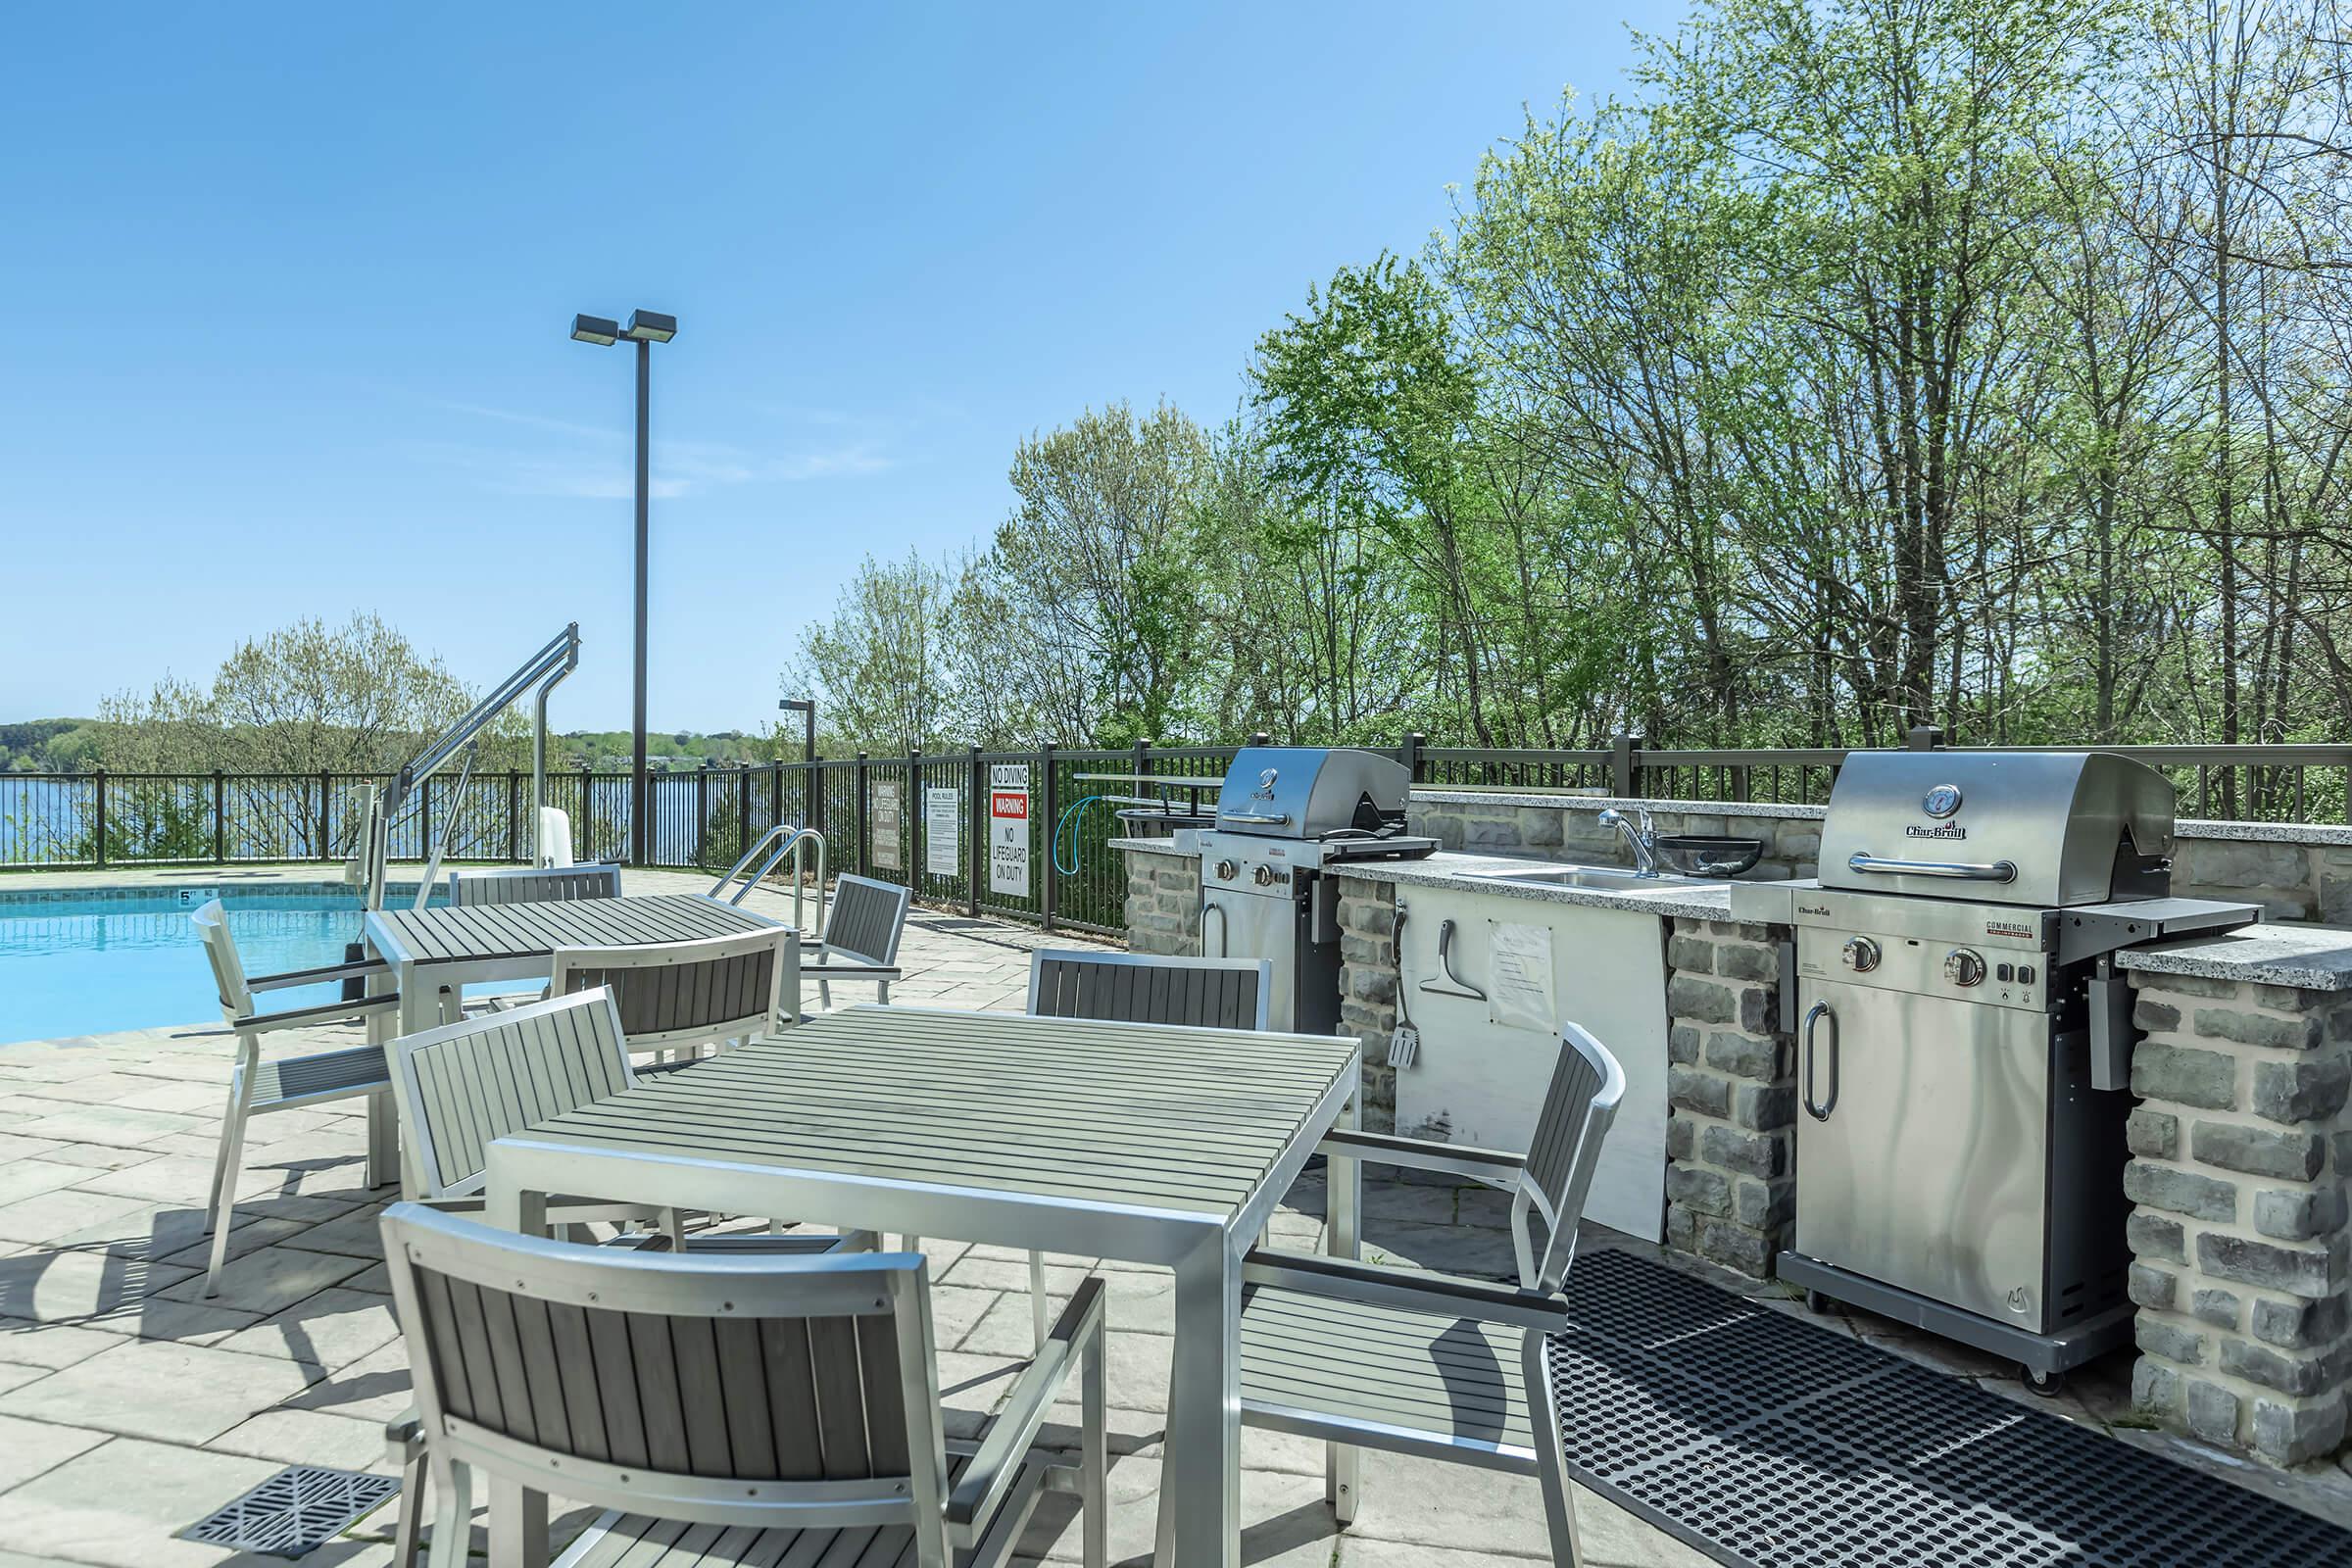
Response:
1461,862,1710,890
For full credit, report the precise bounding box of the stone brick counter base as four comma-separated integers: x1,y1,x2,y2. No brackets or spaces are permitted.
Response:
2125,973,2352,1464
1334,876,1399,1133
1663,919,1796,1276
1123,846,1200,956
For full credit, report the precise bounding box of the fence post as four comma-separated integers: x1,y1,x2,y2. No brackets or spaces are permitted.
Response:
809,756,824,843
771,761,783,837
967,744,983,917
1399,731,1424,783
213,770,225,863
907,749,923,885
695,767,710,869
1907,724,1945,751
1250,731,1271,747
1041,743,1058,932
1610,732,1642,799
508,771,521,862
318,770,331,860
855,753,870,876
91,769,106,868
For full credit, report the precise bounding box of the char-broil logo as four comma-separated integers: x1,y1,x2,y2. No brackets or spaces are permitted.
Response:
1923,784,1963,818
1905,822,1968,840
1252,766,1279,802
1796,903,1832,917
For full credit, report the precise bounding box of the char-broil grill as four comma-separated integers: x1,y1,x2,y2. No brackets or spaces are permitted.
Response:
1736,751,2257,1388
1197,747,1437,1034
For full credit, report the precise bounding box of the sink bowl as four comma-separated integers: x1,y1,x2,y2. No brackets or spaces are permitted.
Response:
1463,862,1690,890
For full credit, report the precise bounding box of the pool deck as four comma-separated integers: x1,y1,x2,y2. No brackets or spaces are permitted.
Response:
0,866,2344,1566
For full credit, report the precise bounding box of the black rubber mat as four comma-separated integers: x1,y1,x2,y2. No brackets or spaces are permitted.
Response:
1556,1250,2352,1567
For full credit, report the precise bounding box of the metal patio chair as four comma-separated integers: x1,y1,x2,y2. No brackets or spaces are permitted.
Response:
377,989,867,1568
549,926,800,1059
379,1201,1109,1568
1013,949,1270,1345
191,900,405,1297
1238,1021,1624,1566
804,872,909,1009
445,861,622,906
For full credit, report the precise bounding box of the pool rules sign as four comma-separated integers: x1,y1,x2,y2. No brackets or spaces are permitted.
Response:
989,763,1030,897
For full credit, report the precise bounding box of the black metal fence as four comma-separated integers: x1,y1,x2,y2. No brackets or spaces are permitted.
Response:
10,735,2352,934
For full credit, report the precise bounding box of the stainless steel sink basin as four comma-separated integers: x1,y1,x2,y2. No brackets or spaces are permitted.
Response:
1461,862,1706,890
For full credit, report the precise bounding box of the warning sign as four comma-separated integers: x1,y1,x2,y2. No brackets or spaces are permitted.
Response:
871,781,902,872
989,762,1030,897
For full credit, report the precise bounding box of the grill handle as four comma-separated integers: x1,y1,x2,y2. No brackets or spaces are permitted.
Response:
1220,809,1292,826
1201,900,1230,957
1802,1002,1839,1120
1845,852,2018,883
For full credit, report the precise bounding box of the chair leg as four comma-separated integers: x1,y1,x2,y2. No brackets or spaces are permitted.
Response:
206,1062,259,1296
904,1235,922,1254
1082,1322,1107,1568
1029,1250,1051,1351
818,978,832,1010
877,979,891,1004
1528,1331,1583,1566
203,1065,243,1235
662,1209,687,1250
424,1460,473,1568
391,1426,426,1568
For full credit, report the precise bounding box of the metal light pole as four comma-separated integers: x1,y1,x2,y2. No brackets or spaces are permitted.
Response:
571,308,677,866
778,697,817,762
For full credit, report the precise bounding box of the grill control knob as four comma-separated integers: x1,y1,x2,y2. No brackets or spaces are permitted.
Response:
1214,859,1238,881
1944,949,1987,988
1840,937,1881,972
1252,863,1278,887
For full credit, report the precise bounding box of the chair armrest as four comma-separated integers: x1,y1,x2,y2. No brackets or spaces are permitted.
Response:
237,992,403,1034
807,961,901,981
385,1405,422,1464
1243,1246,1568,1332
249,956,389,993
1319,1128,1524,1186
946,1276,1106,1533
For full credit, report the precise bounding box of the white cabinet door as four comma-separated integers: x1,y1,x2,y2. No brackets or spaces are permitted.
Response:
1393,885,1669,1242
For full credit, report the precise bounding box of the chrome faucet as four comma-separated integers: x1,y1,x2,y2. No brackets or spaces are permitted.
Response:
1597,807,1659,876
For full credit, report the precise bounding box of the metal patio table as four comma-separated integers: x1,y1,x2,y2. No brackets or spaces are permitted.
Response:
479,1003,1363,1568
359,892,787,1187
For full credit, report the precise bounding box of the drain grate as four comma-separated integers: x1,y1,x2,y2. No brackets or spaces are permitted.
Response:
1556,1250,2352,1568
181,1463,399,1557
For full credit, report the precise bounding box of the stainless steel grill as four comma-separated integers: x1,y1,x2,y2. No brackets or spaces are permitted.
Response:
1195,747,1437,1033
1735,749,2258,1391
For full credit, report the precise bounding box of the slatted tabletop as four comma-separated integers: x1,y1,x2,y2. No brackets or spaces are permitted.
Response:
366,892,779,966
506,1004,1360,1225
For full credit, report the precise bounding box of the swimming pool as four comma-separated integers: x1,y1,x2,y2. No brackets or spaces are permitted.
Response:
0,882,443,1046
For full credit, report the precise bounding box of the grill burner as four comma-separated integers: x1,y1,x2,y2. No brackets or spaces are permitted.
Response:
1734,749,2257,1389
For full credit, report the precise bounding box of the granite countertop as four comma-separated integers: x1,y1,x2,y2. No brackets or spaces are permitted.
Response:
1323,850,1738,921
2116,923,2352,991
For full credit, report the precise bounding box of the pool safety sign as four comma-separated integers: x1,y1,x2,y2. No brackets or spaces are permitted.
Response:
871,781,903,871
924,786,960,875
989,763,1030,896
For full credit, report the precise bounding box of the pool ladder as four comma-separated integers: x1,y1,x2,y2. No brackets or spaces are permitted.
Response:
711,823,828,939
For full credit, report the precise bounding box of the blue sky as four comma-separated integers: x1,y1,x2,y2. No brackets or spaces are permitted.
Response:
0,4,1674,733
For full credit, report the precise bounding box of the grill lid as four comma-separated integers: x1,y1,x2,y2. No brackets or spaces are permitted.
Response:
1817,750,2176,907
1215,746,1411,840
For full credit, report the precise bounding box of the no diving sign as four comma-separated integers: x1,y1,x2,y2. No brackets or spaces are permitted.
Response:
989,763,1030,897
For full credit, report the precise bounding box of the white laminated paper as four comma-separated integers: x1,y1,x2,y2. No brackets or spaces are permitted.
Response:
1487,920,1557,1034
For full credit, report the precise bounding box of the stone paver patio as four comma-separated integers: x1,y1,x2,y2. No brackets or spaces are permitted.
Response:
0,865,2343,1565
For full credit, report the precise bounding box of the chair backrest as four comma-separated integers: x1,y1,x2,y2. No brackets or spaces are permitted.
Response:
379,1201,947,1541
549,927,798,1052
447,862,622,907
1027,949,1271,1032
189,900,253,1024
386,988,638,1199
535,807,574,868
824,874,910,964
1513,1022,1625,1293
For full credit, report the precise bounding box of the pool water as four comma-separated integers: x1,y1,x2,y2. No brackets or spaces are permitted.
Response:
0,884,445,1046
